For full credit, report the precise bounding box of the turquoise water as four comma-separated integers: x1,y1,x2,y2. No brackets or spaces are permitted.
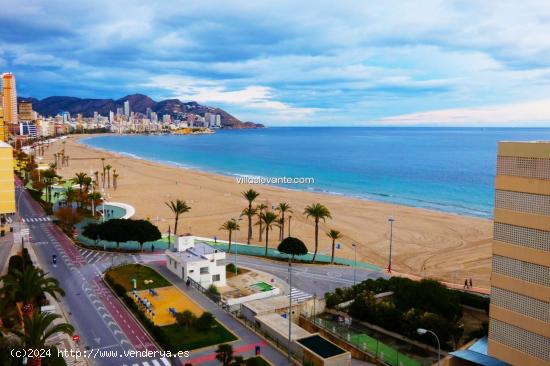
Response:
82,128,550,218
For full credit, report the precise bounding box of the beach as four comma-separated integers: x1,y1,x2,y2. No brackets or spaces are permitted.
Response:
44,135,494,289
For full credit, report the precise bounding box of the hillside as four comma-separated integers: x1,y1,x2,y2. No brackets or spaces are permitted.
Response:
18,94,264,128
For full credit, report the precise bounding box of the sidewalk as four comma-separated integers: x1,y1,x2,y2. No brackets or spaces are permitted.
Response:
152,264,292,366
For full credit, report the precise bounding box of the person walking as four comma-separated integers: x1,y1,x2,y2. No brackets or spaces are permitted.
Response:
469,278,473,289
464,279,469,289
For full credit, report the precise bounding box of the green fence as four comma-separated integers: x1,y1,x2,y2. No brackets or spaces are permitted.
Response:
314,317,424,366
204,241,381,271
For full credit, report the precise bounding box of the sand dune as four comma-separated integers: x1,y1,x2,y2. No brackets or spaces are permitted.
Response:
42,135,493,289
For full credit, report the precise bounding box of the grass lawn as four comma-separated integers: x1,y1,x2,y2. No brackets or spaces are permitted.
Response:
106,264,171,291
162,322,237,351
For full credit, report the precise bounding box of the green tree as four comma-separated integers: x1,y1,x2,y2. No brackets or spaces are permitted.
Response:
82,222,102,245
304,203,332,262
175,310,196,330
275,202,292,240
260,211,278,256
165,199,191,237
278,237,308,260
195,312,215,331
131,219,162,252
241,189,260,244
1,267,65,317
255,203,267,241
61,186,76,207
9,312,74,366
219,219,240,252
72,172,88,208
41,169,58,203
326,229,343,264
215,344,234,366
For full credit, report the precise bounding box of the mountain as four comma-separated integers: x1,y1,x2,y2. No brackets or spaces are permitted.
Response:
17,94,264,128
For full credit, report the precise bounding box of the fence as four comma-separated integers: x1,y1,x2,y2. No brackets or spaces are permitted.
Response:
312,317,424,366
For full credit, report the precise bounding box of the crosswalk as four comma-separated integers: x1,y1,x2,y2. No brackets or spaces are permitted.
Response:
123,358,171,366
77,247,142,265
288,287,313,303
22,216,52,223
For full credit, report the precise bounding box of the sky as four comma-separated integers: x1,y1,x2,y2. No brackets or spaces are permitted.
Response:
2,1,550,126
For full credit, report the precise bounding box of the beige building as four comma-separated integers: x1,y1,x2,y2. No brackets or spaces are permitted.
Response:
488,141,550,366
0,141,16,218
18,101,33,121
1,73,17,125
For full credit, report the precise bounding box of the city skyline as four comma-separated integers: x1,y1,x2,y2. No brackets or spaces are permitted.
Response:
2,1,550,126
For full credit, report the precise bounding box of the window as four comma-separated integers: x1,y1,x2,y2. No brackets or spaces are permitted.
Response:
212,274,221,282
200,267,209,274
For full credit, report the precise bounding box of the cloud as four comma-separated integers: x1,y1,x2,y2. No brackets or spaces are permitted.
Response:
2,0,550,125
378,99,550,127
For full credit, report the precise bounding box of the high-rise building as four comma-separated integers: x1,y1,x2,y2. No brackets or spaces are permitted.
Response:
0,141,16,217
488,141,550,366
18,101,33,121
19,121,37,138
124,100,130,117
0,105,6,142
1,73,18,126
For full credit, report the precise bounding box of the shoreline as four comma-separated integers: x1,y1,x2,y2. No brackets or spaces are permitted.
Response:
80,134,493,219
44,134,493,289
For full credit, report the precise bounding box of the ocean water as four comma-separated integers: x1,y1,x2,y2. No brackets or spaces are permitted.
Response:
82,128,550,218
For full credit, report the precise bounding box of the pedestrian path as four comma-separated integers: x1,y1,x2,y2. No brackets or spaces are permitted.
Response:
77,246,143,265
123,357,170,366
22,216,51,223
288,287,313,302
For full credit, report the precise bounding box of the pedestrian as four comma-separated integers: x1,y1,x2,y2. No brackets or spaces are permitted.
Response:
469,278,473,288
186,279,190,288
151,244,155,252
464,279,468,289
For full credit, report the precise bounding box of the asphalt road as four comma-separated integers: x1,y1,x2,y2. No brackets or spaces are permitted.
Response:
15,182,168,366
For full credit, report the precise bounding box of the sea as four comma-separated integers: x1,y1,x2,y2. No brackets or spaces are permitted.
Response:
81,127,550,219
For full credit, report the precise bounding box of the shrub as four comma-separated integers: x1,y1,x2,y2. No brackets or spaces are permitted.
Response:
195,312,216,331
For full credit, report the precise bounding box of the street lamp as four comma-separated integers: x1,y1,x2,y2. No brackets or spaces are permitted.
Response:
417,328,440,366
387,216,395,273
352,243,357,285
232,217,243,275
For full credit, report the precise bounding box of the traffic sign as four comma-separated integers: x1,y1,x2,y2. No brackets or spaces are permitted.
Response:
72,334,80,342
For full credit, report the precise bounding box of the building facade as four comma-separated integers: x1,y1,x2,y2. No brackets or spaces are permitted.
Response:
166,236,227,287
0,141,16,217
1,73,18,126
488,141,550,366
0,105,6,142
18,101,33,121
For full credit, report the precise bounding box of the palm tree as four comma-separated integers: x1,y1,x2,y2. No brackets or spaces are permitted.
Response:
276,217,285,242
61,186,76,208
240,206,257,241
9,312,74,366
276,202,292,240
165,199,191,237
304,203,332,262
241,189,260,244
93,171,99,188
220,219,240,252
260,211,278,256
256,203,267,241
105,164,112,188
326,229,343,263
88,192,103,215
72,172,88,208
1,266,65,317
101,158,106,188
41,169,58,203
112,169,119,190
215,344,234,366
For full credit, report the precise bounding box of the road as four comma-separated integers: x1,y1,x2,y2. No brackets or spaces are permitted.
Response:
15,182,169,366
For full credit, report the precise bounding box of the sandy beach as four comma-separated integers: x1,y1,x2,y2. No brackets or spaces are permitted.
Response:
42,135,493,289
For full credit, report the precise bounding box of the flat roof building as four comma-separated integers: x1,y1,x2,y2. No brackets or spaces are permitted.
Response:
488,141,550,366
0,141,15,218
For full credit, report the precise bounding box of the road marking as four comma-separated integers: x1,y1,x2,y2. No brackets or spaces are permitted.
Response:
152,360,161,366
160,358,170,366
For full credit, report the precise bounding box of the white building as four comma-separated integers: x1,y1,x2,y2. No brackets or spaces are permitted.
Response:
166,236,227,287
124,100,130,116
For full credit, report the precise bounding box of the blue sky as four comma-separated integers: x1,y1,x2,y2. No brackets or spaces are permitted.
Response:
2,1,550,126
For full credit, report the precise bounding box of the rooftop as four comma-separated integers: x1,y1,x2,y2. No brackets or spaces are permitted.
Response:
243,295,297,314
255,313,310,340
296,334,348,359
170,241,221,263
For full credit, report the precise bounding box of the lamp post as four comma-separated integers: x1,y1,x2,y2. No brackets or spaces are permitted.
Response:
287,254,293,363
387,216,395,273
417,328,440,366
352,243,357,285
232,217,242,275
